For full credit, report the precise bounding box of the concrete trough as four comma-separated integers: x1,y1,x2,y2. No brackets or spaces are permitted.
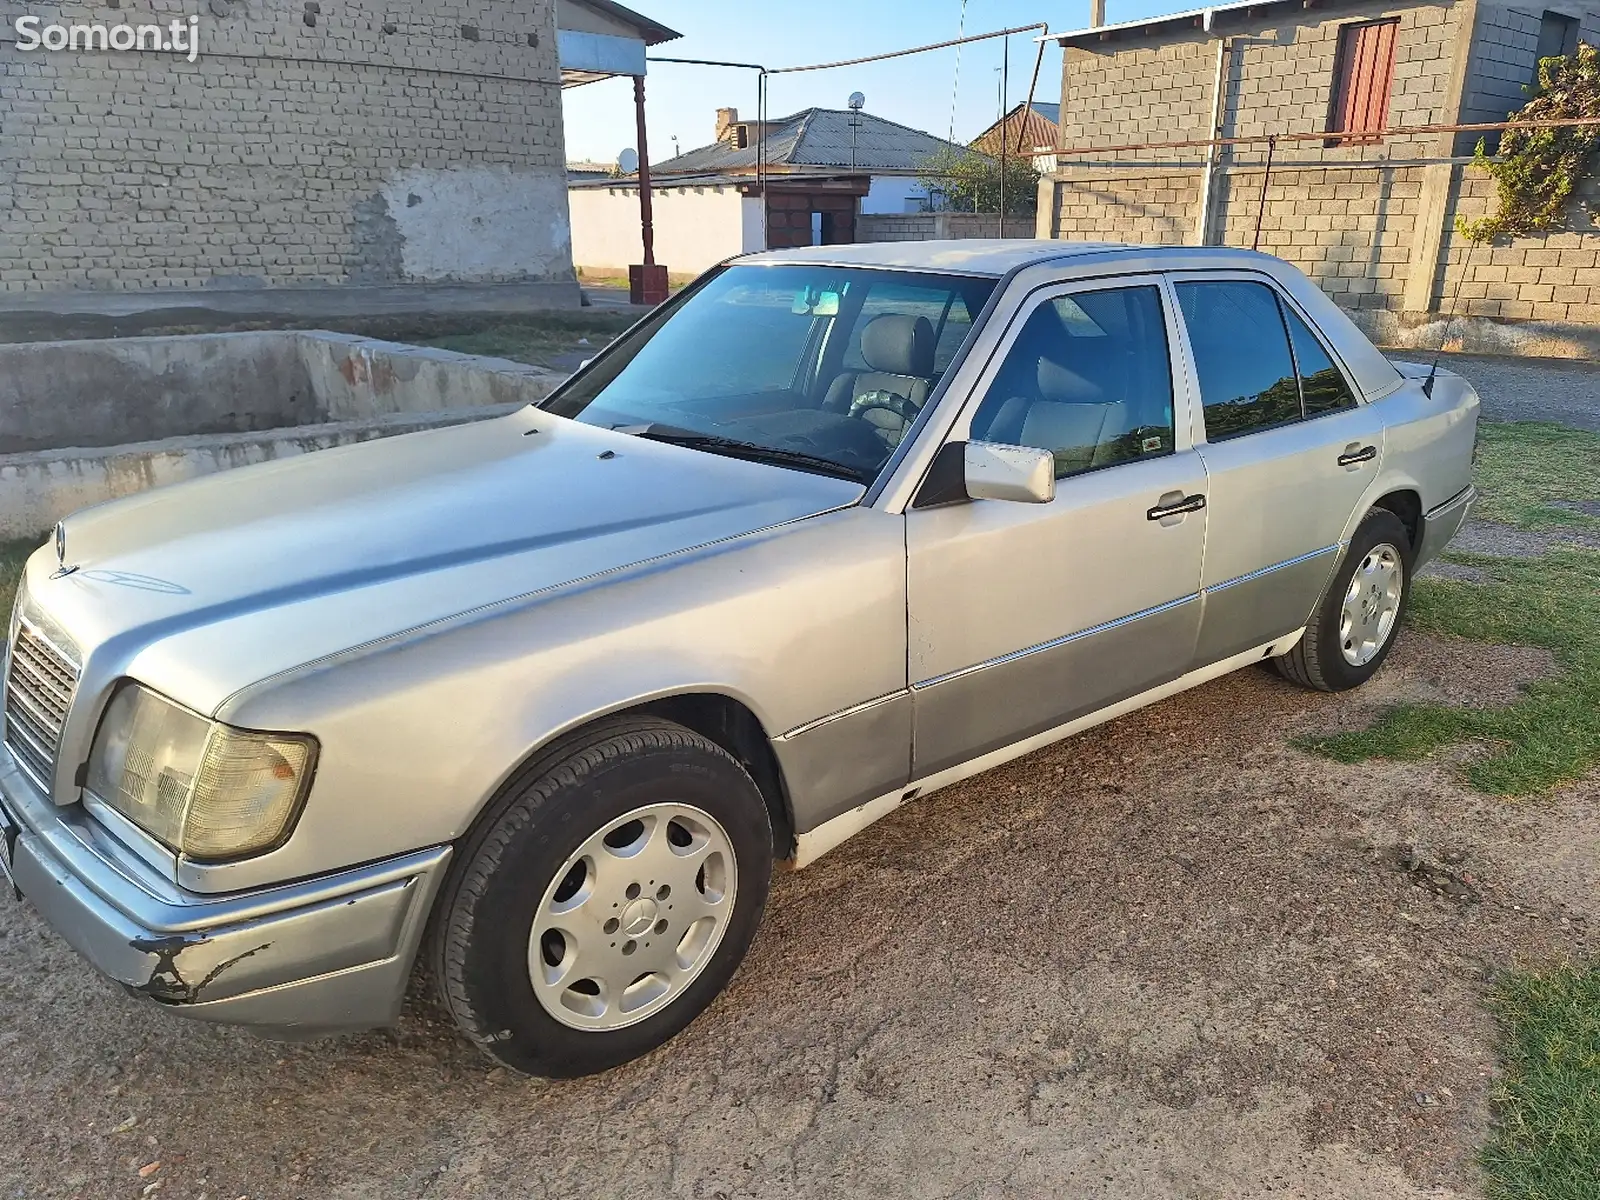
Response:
0,331,565,539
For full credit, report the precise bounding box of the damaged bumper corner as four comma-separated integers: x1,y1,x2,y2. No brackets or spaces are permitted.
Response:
1,750,449,1036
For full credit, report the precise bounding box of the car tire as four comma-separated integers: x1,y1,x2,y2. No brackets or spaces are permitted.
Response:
430,715,773,1078
1274,507,1411,693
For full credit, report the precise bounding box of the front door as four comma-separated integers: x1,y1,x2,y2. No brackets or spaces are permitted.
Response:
905,278,1208,779
1170,276,1386,666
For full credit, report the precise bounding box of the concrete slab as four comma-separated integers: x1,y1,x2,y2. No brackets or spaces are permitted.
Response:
0,280,583,343
0,331,564,537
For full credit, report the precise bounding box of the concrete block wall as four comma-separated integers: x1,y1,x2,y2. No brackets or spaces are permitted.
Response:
1044,0,1600,340
854,213,1037,242
1050,170,1199,244
0,0,573,294
1061,43,1217,145
1221,2,1462,142
1060,1,1463,158
1434,172,1600,323
1460,5,1600,147
1461,5,1546,132
1212,165,1425,309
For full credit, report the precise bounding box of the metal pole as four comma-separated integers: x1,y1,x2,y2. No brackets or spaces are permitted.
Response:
633,73,655,266
999,35,1008,237
1195,37,1228,246
1015,33,1047,157
1252,134,1276,252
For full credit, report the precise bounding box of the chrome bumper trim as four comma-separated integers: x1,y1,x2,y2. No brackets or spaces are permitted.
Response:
1416,484,1476,569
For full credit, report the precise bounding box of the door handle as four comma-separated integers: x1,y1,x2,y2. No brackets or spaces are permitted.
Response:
1147,493,1206,521
1338,444,1378,467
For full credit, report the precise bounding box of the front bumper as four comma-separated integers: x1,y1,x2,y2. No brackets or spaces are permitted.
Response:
0,746,450,1036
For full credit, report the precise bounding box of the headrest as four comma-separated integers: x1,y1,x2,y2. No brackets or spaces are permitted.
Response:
860,314,935,377
1037,355,1106,404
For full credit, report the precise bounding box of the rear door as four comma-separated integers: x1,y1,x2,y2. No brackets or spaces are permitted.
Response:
1170,274,1385,667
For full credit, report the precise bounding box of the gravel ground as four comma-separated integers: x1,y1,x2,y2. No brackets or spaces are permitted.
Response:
1392,353,1600,432
2,628,1596,1200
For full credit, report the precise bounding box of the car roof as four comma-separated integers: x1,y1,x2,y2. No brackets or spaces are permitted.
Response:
733,239,1404,402
736,239,1292,278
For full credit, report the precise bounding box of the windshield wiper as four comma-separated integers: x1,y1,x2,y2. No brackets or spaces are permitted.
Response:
623,425,870,484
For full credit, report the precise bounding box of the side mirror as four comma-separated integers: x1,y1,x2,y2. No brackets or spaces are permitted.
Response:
964,441,1056,504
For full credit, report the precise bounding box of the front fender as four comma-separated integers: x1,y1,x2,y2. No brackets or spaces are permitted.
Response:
197,506,908,894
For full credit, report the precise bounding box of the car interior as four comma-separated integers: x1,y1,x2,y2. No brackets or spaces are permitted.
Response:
968,286,1176,477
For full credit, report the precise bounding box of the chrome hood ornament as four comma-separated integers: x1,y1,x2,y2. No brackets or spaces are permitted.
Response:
50,521,78,579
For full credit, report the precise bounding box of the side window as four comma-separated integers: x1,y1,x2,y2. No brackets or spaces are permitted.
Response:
1175,281,1301,441
968,285,1176,480
1282,304,1358,417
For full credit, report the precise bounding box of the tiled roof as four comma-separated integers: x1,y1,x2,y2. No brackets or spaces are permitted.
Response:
972,101,1063,154
652,108,968,176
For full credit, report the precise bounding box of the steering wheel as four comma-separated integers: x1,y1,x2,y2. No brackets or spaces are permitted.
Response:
848,391,920,425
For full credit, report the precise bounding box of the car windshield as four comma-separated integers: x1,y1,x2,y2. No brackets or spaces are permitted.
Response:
542,264,999,484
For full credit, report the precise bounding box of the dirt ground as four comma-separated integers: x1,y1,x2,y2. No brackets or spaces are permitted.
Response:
2,609,1596,1200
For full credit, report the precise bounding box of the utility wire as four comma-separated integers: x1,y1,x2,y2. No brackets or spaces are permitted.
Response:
948,0,969,144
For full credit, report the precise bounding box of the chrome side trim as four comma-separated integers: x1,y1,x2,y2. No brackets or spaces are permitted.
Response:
775,688,912,742
1425,484,1474,519
790,630,1307,868
1204,544,1341,594
911,593,1200,691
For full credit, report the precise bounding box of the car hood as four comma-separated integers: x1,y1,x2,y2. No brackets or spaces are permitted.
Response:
24,408,863,716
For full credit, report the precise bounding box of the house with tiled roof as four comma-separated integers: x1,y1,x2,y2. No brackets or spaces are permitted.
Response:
567,104,973,273
971,102,1063,167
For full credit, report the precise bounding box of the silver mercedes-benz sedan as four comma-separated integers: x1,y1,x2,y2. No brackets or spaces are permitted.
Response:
0,241,1478,1076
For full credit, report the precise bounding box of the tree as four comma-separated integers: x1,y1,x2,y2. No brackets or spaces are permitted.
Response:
1458,41,1600,243
918,147,1040,216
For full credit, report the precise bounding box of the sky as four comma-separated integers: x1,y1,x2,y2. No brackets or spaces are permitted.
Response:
560,0,1184,165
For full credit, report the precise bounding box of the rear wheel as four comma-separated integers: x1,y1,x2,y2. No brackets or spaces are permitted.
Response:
1274,507,1411,692
432,716,773,1077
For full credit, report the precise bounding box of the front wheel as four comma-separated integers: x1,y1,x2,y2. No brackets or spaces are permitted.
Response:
1274,507,1411,692
431,716,773,1077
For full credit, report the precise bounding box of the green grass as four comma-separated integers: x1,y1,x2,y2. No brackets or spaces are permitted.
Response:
0,537,38,622
1482,964,1600,1200
1303,422,1600,794
1470,422,1600,532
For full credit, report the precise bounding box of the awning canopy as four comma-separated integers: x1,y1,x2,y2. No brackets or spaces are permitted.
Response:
557,0,681,87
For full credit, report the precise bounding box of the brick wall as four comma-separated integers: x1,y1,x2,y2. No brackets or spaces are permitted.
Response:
1212,165,1424,310
0,0,572,293
1060,1,1464,155
1435,172,1600,323
1051,170,1199,243
1043,0,1600,333
855,212,1035,242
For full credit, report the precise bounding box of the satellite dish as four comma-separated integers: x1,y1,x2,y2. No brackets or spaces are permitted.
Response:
616,147,639,173
847,91,866,111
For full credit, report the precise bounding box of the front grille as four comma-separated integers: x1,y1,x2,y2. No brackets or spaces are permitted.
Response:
3,621,81,790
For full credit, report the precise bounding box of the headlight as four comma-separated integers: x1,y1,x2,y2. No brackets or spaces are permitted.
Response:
85,684,317,860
